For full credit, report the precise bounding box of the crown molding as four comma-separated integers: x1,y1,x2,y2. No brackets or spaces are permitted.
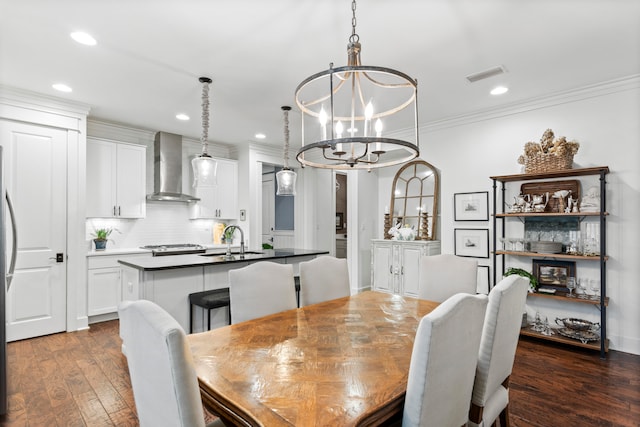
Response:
0,84,91,117
421,74,640,132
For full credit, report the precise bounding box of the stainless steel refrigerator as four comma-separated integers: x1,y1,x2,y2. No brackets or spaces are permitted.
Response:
1,146,18,415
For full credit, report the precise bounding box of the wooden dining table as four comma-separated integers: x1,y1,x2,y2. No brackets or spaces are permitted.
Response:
187,290,439,427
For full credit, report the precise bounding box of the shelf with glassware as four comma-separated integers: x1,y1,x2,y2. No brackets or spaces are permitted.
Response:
491,166,609,357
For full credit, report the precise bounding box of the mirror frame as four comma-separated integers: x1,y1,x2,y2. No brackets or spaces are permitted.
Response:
388,160,439,240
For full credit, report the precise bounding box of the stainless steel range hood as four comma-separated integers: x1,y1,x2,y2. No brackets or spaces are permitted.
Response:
147,131,200,202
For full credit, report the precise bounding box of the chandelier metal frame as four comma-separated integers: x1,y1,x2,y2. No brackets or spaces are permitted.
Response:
294,0,420,170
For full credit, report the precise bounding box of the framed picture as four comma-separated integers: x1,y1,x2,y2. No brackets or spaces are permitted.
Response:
454,228,489,258
335,212,344,229
454,191,489,221
532,259,576,292
477,265,490,295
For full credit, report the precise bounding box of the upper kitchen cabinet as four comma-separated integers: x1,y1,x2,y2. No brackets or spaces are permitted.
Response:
87,138,146,218
190,158,238,220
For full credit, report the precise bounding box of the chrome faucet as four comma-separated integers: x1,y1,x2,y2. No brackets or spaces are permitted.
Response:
223,225,245,257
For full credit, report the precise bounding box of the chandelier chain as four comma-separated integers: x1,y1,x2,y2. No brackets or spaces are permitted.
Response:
200,80,210,155
350,0,359,43
282,108,290,169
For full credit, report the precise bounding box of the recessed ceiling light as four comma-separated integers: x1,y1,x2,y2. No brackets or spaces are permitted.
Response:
176,113,190,121
70,31,97,46
490,86,509,95
52,83,72,93
255,133,266,139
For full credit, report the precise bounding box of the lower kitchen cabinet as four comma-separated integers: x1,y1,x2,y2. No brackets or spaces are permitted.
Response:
87,267,121,316
371,239,441,297
87,252,151,321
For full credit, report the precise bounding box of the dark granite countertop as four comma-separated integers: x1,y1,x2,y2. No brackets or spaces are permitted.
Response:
118,248,329,271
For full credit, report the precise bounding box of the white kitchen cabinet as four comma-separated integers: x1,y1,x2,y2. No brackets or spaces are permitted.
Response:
87,267,121,316
371,239,441,297
190,158,238,220
86,138,146,218
87,252,151,321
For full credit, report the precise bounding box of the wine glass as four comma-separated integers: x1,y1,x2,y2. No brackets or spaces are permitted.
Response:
590,279,600,301
499,237,507,251
577,278,587,299
566,277,576,298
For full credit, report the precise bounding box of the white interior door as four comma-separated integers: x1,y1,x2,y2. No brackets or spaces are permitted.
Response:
262,177,274,247
1,121,67,341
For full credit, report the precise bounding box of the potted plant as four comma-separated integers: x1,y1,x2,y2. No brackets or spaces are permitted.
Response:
91,227,115,251
504,267,538,292
223,226,235,244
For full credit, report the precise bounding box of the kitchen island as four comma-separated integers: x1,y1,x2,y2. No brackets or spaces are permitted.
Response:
119,248,329,332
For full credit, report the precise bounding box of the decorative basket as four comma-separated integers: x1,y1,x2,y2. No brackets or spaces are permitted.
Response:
524,151,574,174
518,129,579,173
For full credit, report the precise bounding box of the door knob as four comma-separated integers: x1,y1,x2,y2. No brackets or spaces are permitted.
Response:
49,253,64,263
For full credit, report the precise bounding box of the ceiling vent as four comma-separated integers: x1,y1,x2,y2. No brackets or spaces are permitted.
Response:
465,65,507,83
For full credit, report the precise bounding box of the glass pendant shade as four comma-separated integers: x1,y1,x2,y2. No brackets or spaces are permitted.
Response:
192,155,217,186
276,168,297,196
276,105,297,196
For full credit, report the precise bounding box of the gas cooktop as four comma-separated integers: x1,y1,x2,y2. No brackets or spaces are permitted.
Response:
140,244,206,256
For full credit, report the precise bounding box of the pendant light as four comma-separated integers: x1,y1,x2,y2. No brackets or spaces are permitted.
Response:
191,77,217,186
295,0,419,170
276,106,297,196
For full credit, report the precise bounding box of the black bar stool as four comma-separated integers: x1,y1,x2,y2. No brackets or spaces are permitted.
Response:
188,288,231,333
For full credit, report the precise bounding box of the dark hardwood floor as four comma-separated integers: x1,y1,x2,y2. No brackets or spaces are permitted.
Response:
1,320,638,426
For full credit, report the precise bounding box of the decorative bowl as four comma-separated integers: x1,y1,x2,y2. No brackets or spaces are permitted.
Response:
555,317,600,332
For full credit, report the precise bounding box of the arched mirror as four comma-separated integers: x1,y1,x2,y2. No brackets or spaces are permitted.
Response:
388,160,439,240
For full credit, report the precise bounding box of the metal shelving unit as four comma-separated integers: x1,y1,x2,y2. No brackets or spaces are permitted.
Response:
490,166,609,358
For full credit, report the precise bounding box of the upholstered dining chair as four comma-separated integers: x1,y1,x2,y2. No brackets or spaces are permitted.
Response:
117,300,225,427
228,261,297,324
418,254,479,302
468,275,529,427
299,255,351,306
402,293,488,427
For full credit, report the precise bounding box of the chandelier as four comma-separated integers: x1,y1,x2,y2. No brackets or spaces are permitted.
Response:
295,0,419,170
191,77,218,186
276,106,297,195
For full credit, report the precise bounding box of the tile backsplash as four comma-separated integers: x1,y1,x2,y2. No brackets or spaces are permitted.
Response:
86,202,236,250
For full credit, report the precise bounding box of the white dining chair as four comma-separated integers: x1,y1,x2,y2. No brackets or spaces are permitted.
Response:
299,255,351,306
402,293,488,427
228,261,297,324
418,254,479,302
117,300,225,427
468,275,529,427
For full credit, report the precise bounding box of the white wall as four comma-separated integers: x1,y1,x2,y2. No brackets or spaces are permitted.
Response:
375,76,640,354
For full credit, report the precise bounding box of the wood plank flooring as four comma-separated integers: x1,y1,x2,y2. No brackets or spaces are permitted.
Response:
1,320,638,426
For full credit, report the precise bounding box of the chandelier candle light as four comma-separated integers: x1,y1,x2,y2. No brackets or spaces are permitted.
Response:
276,106,297,195
191,76,218,186
295,0,420,170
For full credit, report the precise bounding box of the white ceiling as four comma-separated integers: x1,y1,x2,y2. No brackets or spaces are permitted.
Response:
1,0,638,148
